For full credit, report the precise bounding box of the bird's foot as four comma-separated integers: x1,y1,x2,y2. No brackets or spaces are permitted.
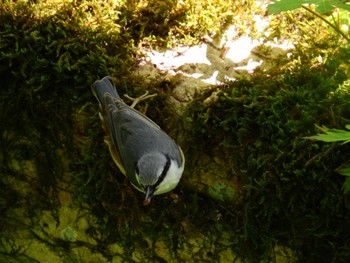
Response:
124,91,157,108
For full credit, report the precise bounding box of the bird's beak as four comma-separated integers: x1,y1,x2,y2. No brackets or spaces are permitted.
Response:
143,186,155,206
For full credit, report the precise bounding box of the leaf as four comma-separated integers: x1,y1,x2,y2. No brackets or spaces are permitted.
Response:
305,124,350,143
268,0,307,14
336,165,350,177
342,178,350,194
314,0,350,13
268,0,350,15
337,165,350,193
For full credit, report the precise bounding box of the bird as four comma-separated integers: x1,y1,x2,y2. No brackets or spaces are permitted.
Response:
91,76,185,205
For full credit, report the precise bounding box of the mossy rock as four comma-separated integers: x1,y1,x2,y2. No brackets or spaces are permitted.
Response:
1,1,350,262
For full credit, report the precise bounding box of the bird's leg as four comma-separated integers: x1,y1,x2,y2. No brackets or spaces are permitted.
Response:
124,91,157,108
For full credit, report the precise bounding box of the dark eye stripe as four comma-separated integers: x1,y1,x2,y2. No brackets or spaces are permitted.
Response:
153,154,171,189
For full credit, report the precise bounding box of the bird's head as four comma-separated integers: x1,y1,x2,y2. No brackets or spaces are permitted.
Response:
135,152,184,205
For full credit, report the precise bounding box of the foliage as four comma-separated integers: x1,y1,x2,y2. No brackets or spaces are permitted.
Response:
268,0,350,14
268,0,350,44
265,4,350,83
0,0,263,262
0,0,134,261
267,0,350,198
306,125,350,193
307,124,350,143
116,0,257,47
337,165,350,193
0,0,136,211
184,62,350,261
1,0,350,262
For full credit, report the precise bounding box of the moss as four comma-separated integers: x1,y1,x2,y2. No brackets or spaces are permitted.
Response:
183,64,350,261
61,227,77,242
1,0,350,262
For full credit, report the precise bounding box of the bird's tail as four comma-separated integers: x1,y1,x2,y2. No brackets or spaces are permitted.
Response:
91,76,121,104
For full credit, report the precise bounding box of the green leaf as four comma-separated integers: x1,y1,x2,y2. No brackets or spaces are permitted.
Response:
336,165,350,177
268,0,350,15
337,165,350,193
268,0,307,14
342,178,350,194
305,125,350,143
314,0,350,13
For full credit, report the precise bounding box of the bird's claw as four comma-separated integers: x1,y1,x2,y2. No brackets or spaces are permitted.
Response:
124,91,157,108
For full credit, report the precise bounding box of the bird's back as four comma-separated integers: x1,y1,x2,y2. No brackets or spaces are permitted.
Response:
92,77,183,188
108,97,182,181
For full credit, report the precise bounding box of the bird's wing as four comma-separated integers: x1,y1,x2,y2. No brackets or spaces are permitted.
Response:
103,94,181,186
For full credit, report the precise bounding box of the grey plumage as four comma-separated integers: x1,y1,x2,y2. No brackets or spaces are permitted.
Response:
91,76,183,194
